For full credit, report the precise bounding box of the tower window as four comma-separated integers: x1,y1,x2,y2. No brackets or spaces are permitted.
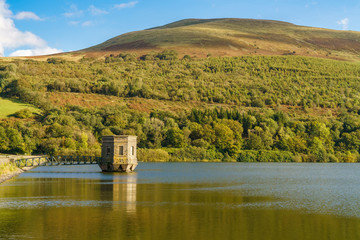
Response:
131,146,135,156
119,146,124,156
106,146,111,156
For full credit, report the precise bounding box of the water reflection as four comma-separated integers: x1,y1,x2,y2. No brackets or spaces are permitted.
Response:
112,173,137,213
1,163,360,240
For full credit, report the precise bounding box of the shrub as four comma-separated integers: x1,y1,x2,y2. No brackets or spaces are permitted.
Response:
182,55,192,60
13,109,33,119
237,150,294,162
138,148,170,162
168,146,223,162
156,50,178,60
47,58,66,64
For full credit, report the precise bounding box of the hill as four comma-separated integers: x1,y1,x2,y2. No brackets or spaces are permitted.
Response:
82,18,360,61
2,19,360,162
1,55,360,163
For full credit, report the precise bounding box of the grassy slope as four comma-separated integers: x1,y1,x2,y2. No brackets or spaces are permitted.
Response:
83,18,360,61
6,55,358,122
0,97,39,118
46,92,338,120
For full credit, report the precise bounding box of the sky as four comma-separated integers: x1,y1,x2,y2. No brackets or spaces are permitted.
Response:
1,0,359,57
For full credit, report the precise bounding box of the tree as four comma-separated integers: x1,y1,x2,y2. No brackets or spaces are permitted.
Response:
0,126,9,152
163,128,187,148
308,137,328,162
246,127,273,150
6,128,26,154
340,129,360,152
213,123,234,150
143,118,165,148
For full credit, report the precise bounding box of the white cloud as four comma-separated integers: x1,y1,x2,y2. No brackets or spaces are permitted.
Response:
13,11,41,21
64,4,83,18
0,0,62,57
337,18,349,30
9,47,62,57
82,21,93,27
68,20,95,27
69,21,80,26
114,1,138,9
89,5,108,15
0,0,11,17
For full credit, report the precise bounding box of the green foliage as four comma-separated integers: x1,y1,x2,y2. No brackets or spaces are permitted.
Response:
156,50,178,60
47,58,66,64
13,109,34,119
167,146,223,162
163,128,187,148
4,55,360,109
237,150,294,162
0,162,18,175
1,55,360,162
138,148,170,162
183,55,192,60
139,50,179,61
105,53,138,63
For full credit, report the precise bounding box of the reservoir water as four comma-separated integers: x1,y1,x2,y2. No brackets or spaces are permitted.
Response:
1,162,360,240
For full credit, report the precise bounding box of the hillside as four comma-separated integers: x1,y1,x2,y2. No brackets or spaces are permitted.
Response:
82,18,360,61
2,19,360,162
1,55,360,163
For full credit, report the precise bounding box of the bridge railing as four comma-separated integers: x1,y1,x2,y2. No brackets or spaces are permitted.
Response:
14,156,101,168
14,157,46,168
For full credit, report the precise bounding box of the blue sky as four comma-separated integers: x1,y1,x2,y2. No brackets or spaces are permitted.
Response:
1,0,359,56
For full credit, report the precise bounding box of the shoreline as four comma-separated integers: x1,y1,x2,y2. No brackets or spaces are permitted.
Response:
0,166,36,184
0,168,23,184
0,154,37,184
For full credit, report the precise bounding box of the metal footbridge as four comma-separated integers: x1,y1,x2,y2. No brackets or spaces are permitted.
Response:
14,156,101,168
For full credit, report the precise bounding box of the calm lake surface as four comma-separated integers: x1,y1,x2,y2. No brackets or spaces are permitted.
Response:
1,163,360,240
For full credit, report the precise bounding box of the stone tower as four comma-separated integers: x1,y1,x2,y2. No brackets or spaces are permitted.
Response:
99,135,138,172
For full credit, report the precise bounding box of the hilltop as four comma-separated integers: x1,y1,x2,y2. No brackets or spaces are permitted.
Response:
81,18,360,61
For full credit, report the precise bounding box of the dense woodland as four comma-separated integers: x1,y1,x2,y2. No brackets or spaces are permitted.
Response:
1,53,360,162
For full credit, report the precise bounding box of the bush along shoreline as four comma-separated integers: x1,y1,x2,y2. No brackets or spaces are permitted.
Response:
138,148,358,163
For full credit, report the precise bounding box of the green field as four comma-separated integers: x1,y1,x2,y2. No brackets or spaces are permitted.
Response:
0,97,39,118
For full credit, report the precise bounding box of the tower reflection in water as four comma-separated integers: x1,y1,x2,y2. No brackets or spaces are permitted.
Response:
112,173,137,214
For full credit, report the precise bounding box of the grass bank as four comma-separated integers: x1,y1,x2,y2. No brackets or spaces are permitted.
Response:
0,97,39,118
0,161,22,183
